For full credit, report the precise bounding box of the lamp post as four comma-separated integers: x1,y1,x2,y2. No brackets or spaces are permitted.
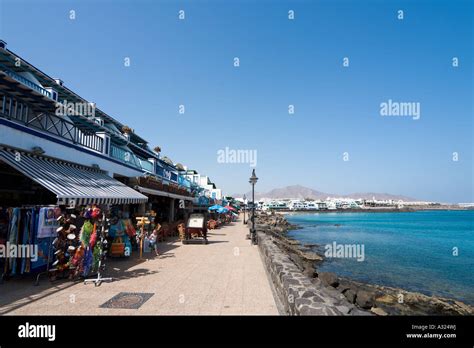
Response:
249,169,258,245
243,194,247,224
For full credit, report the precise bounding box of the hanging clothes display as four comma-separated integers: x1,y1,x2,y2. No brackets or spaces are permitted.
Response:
1,206,62,279
49,205,105,281
1,204,120,284
31,207,58,272
0,207,9,278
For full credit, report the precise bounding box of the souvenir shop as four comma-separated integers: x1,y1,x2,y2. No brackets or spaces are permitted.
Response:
134,176,194,223
0,147,148,284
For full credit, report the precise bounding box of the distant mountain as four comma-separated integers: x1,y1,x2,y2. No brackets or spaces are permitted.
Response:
231,185,417,201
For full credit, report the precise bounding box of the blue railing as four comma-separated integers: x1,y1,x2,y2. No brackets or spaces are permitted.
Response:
110,144,141,168
178,175,192,189
139,158,154,173
1,66,52,98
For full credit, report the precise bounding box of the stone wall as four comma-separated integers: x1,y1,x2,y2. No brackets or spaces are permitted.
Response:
257,231,368,316
255,212,474,316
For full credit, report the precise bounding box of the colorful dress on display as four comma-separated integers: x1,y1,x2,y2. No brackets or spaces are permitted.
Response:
7,208,20,275
109,220,132,257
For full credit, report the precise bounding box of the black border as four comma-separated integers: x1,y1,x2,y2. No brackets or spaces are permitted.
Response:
0,315,472,346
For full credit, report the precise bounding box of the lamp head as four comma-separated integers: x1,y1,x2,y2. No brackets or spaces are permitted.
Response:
249,169,258,185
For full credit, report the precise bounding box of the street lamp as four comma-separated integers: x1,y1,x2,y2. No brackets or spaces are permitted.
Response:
249,169,258,245
243,194,247,224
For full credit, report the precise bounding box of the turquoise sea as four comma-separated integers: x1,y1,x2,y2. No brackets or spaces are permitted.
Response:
286,210,474,304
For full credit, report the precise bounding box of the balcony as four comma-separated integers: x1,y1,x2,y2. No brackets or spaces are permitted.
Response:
110,144,142,169
0,95,103,153
139,158,154,173
1,66,52,98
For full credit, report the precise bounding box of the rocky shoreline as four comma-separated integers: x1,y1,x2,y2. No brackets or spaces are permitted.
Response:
253,211,473,316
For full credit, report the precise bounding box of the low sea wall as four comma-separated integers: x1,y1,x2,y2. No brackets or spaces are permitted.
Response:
257,230,368,316
254,212,474,316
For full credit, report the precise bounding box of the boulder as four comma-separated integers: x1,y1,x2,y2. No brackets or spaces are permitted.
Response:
302,261,317,278
336,279,352,293
318,272,339,288
299,251,323,262
370,307,388,316
356,290,375,309
344,289,357,304
287,239,300,245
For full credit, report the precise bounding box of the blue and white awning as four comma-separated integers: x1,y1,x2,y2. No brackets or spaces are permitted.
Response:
0,147,148,205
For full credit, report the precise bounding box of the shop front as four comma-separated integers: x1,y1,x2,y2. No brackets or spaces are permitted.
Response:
0,146,148,283
133,176,194,224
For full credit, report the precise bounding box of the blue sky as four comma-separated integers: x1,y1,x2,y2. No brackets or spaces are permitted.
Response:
0,0,472,202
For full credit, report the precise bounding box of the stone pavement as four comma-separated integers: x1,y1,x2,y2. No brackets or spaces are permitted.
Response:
0,219,278,315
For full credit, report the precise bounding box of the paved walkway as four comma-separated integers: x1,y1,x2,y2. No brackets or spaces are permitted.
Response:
0,218,278,315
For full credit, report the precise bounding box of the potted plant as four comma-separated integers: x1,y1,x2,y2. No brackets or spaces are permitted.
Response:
122,125,132,134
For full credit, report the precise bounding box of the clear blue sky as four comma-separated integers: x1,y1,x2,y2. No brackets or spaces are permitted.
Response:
1,0,472,203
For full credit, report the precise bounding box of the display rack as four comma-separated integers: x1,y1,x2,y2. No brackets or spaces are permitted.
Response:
84,213,113,286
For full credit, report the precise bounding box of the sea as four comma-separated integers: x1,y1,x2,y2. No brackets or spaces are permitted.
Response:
286,210,474,304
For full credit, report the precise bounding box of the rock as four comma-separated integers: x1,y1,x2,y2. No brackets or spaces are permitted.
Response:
349,307,373,316
335,305,352,315
304,243,319,248
336,279,352,293
301,290,317,298
344,289,356,304
318,272,339,288
302,262,317,278
370,307,388,316
311,277,323,288
287,239,300,245
375,294,397,305
299,251,323,262
274,226,286,233
356,290,375,309
294,298,312,308
299,305,328,315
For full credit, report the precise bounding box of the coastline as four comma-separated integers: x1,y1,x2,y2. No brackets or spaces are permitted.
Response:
278,206,474,214
253,212,474,316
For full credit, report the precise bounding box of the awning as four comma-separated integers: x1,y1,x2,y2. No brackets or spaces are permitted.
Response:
0,147,148,205
135,186,194,201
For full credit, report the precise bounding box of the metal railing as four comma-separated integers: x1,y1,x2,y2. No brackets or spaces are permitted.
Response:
1,95,103,152
1,66,52,98
139,158,154,173
110,144,141,168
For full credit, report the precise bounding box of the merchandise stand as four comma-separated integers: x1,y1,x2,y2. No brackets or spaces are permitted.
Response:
34,228,55,286
84,213,113,286
34,205,61,286
0,205,57,286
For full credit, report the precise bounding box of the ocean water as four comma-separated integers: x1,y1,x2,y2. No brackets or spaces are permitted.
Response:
286,210,474,304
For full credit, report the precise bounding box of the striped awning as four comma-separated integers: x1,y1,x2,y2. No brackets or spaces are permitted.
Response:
0,147,148,205
136,186,194,201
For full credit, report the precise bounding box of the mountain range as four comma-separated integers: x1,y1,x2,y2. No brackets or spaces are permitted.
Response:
231,185,417,201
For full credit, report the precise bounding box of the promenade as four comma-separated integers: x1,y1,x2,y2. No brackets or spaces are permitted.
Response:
0,218,278,315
